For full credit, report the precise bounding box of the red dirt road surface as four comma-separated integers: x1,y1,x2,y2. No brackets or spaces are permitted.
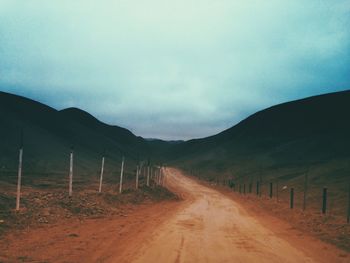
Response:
119,168,349,263
2,168,349,262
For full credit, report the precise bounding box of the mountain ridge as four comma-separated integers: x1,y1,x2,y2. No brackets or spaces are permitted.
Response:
1,89,349,187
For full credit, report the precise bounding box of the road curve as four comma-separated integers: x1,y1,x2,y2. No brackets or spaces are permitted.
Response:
119,169,346,263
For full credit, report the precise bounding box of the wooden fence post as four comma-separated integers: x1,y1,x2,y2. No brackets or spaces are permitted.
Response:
322,187,327,214
98,156,105,193
347,183,350,223
303,172,308,211
16,136,23,211
256,181,259,195
290,188,294,209
276,179,279,202
243,184,246,194
119,156,125,194
259,167,263,197
69,148,73,197
269,182,273,198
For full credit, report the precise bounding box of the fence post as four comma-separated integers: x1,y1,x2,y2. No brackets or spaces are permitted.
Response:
303,172,308,211
249,183,252,193
322,187,327,214
162,167,166,187
269,182,273,198
276,180,279,202
347,183,350,223
290,188,294,209
98,156,105,193
16,131,23,211
243,184,246,194
150,166,153,184
119,156,125,194
159,167,163,186
154,168,157,185
157,167,160,185
154,167,159,185
256,181,259,195
154,167,158,185
69,148,73,197
259,167,263,197
136,165,139,189
147,165,150,187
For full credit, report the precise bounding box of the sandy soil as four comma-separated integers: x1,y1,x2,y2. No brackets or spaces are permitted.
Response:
2,168,349,262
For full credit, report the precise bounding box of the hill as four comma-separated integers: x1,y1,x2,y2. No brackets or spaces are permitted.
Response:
164,90,350,214
0,91,165,188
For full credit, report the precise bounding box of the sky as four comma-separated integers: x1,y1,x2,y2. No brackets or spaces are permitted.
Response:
0,1,349,140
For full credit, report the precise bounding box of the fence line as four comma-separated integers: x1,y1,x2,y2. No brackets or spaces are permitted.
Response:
5,142,164,211
220,174,349,223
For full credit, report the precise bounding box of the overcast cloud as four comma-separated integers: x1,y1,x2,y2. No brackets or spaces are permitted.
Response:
0,0,349,140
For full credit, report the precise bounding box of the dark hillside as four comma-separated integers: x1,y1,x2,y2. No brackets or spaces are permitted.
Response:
165,90,350,215
167,90,350,166
0,91,161,189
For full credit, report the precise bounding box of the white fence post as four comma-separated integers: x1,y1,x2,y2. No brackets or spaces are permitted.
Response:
163,168,167,187
119,156,125,194
98,156,105,193
136,165,139,190
154,168,157,185
147,165,150,187
16,147,23,211
160,167,163,186
69,149,73,197
158,167,160,185
157,167,160,185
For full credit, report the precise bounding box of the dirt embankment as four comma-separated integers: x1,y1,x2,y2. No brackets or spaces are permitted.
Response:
0,181,179,262
0,182,176,234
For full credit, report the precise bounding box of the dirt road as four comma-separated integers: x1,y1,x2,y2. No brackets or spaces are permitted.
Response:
2,169,348,262
117,168,348,263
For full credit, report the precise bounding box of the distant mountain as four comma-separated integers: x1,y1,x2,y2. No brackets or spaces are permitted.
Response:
164,90,350,188
145,138,184,144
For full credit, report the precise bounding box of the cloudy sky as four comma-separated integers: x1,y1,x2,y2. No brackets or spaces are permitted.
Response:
0,1,349,140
